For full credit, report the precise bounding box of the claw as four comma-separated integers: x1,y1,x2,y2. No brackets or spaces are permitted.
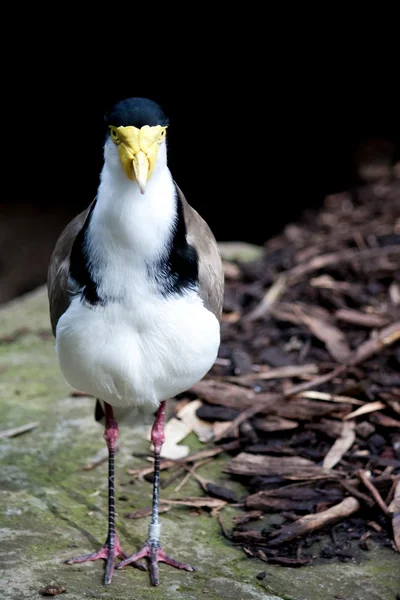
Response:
117,541,195,586
64,535,129,585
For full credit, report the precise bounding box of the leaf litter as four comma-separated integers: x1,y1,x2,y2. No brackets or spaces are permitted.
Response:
127,173,400,567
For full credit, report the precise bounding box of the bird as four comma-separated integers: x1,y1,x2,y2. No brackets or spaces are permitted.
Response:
47,97,224,586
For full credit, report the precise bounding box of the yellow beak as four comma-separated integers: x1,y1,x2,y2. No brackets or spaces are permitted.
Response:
132,151,149,194
115,125,165,194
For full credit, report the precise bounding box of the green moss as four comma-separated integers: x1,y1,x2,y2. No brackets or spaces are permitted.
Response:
1,289,399,600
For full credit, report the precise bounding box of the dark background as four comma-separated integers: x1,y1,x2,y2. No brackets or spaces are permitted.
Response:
1,32,399,304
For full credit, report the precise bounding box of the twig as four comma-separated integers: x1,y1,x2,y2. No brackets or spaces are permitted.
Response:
340,480,375,508
213,397,278,442
266,497,360,546
174,458,213,492
385,476,400,507
0,421,39,439
286,245,400,284
285,366,346,397
349,321,400,366
246,274,287,321
335,308,389,328
357,470,390,516
127,440,241,476
217,512,231,540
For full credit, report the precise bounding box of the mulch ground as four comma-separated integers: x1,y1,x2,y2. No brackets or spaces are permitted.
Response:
128,174,400,568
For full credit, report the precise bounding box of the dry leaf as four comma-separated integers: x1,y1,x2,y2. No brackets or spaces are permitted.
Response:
176,399,214,442
344,401,386,421
322,421,356,469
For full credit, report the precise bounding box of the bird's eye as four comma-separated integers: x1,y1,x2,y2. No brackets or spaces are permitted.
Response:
158,129,166,144
109,126,120,144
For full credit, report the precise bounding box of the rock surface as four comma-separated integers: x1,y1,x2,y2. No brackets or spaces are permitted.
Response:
0,288,399,600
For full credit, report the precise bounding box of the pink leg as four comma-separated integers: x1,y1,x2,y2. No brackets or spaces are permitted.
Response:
64,402,133,585
117,401,196,586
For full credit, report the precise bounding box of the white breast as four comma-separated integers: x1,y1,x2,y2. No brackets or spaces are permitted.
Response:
55,154,220,410
56,291,220,409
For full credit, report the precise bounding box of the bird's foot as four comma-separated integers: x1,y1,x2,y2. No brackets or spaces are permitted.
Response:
64,535,137,585
117,541,196,586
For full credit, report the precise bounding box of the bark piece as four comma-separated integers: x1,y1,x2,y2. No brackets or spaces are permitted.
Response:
266,497,360,546
322,421,356,469
224,452,341,481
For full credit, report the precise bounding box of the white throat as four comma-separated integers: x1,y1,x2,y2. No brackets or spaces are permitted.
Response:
85,140,178,300
93,140,176,253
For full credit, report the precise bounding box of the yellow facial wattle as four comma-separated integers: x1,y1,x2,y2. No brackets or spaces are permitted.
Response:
109,124,167,193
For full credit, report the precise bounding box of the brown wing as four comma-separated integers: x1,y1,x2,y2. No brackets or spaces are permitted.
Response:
177,186,224,320
47,202,94,336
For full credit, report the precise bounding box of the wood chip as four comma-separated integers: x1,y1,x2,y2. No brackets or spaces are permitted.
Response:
344,401,386,421
349,321,400,366
228,364,318,386
224,452,341,480
293,306,351,363
335,308,389,328
252,416,299,432
323,421,356,469
246,274,288,321
232,510,264,525
266,497,360,546
295,390,364,405
246,486,343,512
190,379,270,411
371,413,400,428
286,245,400,284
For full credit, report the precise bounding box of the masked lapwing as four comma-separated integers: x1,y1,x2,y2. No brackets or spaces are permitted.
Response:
47,97,224,586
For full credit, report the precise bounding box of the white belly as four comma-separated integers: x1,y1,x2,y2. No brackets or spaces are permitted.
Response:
55,292,220,410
